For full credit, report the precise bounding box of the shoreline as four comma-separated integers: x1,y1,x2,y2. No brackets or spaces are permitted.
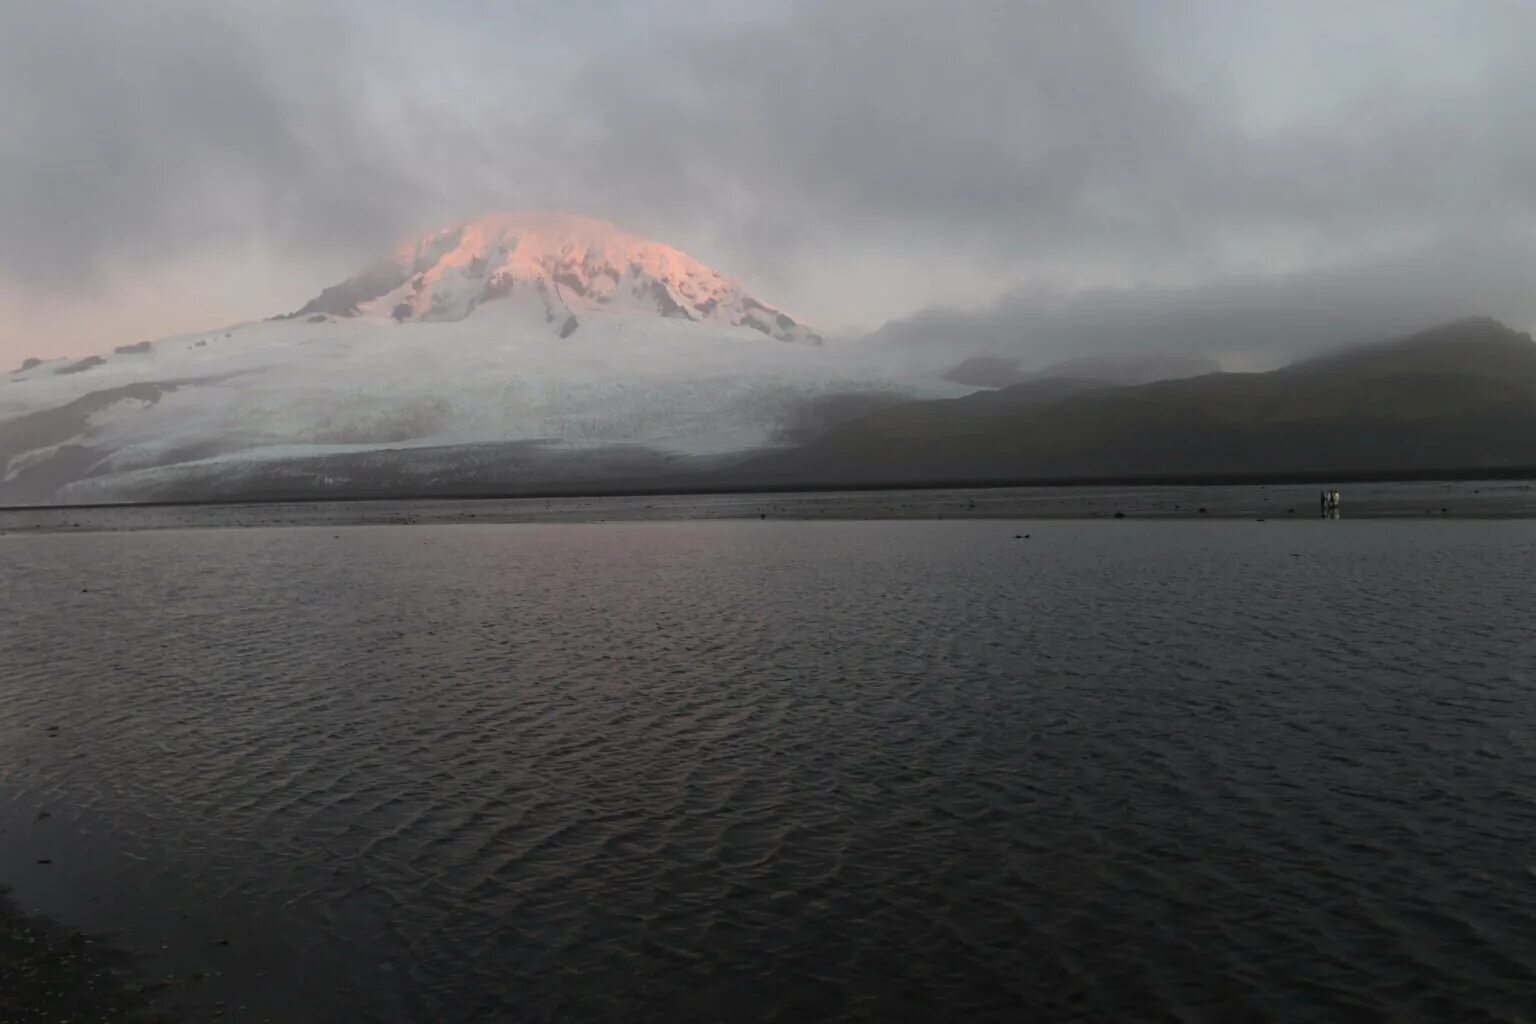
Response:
5,465,1536,515
1,479,1533,534
0,888,174,1023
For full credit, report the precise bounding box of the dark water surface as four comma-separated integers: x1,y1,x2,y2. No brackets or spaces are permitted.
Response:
2,520,1535,1022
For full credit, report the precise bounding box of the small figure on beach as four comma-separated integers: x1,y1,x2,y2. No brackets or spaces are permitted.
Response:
1321,488,1342,518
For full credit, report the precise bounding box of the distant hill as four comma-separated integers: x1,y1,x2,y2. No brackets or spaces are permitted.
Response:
945,351,1220,389
733,318,1536,484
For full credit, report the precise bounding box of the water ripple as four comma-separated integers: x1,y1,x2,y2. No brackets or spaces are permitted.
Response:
2,520,1535,1022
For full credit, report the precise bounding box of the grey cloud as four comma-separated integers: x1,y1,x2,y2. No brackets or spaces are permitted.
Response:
535,0,1536,296
0,1,430,287
2,0,1534,359
550,0,1208,270
863,232,1536,371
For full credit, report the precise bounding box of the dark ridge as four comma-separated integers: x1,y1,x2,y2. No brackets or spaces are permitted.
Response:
54,356,105,376
112,341,153,356
772,392,913,444
945,352,1220,389
0,380,213,506
483,272,514,300
281,260,410,319
1027,352,1221,386
558,314,580,339
425,292,453,320
1281,315,1532,375
945,356,1028,388
735,317,1536,486
281,225,465,320
553,271,587,297
649,281,693,319
953,376,1111,410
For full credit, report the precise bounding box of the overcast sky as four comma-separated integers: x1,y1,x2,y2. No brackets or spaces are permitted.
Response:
3,0,1533,364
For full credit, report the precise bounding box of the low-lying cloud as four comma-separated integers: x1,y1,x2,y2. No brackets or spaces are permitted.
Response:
864,232,1536,372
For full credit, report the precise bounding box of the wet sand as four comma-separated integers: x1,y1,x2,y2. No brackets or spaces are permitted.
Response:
1,889,174,1023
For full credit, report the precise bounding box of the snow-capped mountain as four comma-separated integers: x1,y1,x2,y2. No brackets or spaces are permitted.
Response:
285,213,821,344
0,214,961,505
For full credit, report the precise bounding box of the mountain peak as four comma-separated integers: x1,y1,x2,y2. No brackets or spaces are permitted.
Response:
286,212,820,343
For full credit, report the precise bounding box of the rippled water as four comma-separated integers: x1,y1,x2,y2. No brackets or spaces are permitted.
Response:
2,520,1535,1022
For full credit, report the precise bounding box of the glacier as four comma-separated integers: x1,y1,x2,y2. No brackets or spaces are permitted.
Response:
1,214,968,505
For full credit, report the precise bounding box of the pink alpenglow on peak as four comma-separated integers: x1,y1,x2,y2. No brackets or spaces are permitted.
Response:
286,213,822,344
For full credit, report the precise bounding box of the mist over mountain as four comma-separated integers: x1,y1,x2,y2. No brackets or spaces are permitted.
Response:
869,237,1536,373
736,318,1536,486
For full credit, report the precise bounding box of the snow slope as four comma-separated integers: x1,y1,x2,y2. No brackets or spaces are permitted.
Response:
1,216,964,505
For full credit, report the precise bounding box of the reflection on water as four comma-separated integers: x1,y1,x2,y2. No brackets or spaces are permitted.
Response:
2,520,1535,1022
